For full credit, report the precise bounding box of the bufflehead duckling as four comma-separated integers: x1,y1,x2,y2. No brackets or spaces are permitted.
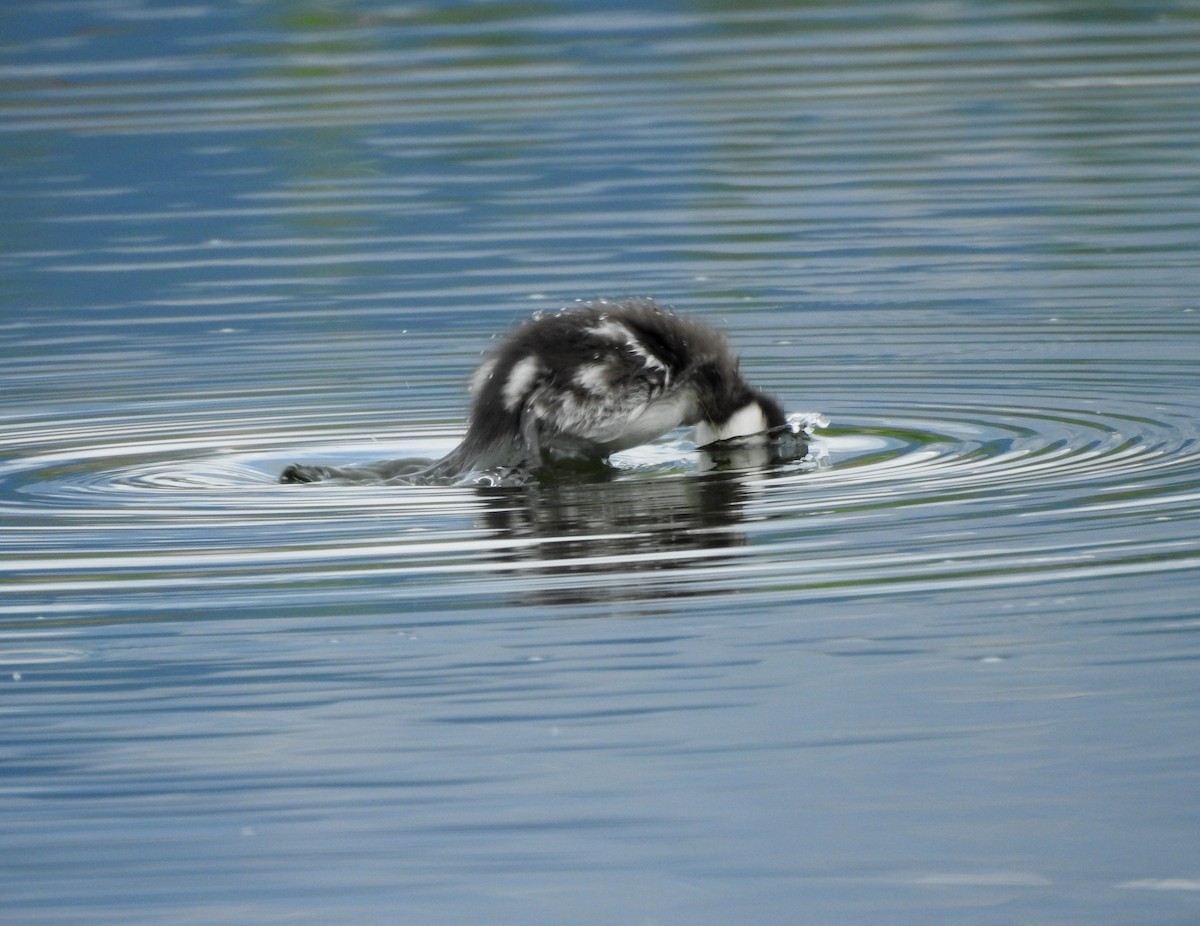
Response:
282,297,786,483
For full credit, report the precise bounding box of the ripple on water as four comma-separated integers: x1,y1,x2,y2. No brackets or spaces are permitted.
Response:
3,2,1200,921
2,386,1197,622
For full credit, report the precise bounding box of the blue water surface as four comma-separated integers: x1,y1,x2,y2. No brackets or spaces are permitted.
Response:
2,1,1199,924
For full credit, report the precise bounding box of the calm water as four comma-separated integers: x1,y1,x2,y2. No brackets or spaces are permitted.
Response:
3,1,1200,923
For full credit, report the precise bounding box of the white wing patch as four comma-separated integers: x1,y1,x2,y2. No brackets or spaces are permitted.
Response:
468,358,498,399
587,318,633,345
587,319,670,386
572,361,613,395
501,356,544,412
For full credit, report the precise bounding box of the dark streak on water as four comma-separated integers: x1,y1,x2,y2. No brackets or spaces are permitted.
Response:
2,2,1200,924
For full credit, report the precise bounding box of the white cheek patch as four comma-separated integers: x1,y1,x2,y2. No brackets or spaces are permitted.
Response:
693,402,770,446
502,356,545,412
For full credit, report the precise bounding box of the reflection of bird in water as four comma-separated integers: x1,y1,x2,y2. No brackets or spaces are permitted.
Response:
475,473,754,608
281,298,790,485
